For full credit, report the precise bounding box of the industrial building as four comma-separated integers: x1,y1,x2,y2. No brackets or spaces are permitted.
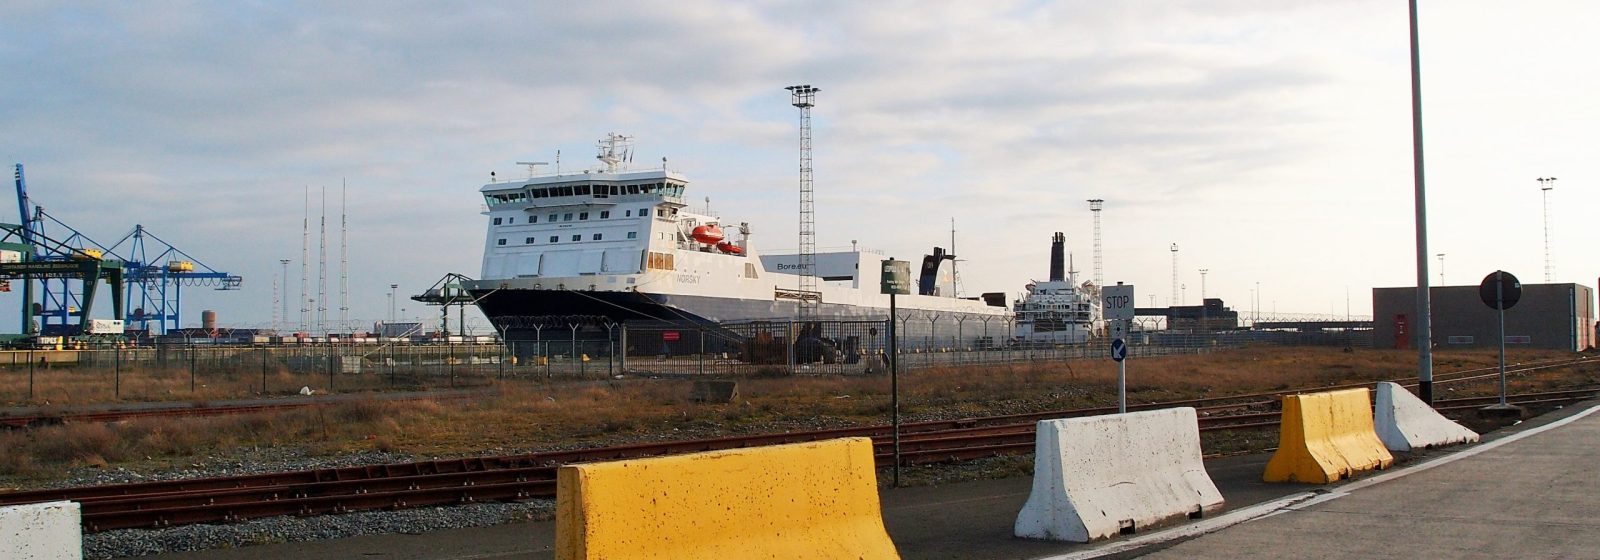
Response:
1371,283,1594,352
1135,298,1240,331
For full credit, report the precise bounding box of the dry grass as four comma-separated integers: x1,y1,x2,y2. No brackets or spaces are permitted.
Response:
1,346,1595,483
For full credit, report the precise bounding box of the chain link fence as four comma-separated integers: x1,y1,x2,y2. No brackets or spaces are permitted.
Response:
0,316,1372,404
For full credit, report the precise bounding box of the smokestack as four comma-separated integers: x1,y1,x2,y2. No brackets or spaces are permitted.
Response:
1049,232,1065,282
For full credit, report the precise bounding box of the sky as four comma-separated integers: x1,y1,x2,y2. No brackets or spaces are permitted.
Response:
0,0,1595,334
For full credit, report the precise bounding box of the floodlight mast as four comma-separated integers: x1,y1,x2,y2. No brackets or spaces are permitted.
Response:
786,84,820,320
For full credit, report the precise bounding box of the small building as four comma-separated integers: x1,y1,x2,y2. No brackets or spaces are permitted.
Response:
1372,283,1594,352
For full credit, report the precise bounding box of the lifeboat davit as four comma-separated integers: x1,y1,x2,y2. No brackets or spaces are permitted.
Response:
715,242,745,255
691,224,725,244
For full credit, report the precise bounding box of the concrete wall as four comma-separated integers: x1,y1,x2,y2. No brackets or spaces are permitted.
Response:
1372,283,1594,351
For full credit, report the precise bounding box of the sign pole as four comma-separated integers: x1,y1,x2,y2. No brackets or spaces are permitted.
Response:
1477,270,1522,418
881,258,910,488
890,290,900,487
1117,321,1127,414
1496,271,1507,406
1102,283,1135,414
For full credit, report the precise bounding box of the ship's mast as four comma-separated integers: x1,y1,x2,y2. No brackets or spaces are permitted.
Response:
787,84,819,320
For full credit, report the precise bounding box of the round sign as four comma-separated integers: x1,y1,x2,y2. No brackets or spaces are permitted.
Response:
1478,270,1521,310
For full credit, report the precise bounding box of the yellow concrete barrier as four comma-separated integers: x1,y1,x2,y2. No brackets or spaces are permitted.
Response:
556,437,900,560
1264,388,1394,483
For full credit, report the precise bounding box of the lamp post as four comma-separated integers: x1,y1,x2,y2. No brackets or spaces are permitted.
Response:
1538,177,1556,282
388,284,398,324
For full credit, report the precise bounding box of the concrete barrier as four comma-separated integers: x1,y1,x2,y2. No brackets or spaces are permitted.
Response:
1264,388,1394,483
0,501,82,560
1374,382,1479,451
1014,407,1223,542
555,437,899,560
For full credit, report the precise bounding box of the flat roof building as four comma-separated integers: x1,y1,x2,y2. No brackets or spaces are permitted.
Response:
1372,283,1593,352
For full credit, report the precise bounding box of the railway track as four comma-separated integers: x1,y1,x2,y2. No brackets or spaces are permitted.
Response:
2,383,1595,533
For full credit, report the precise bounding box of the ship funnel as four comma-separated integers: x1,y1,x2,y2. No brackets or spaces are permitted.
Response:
1049,232,1065,282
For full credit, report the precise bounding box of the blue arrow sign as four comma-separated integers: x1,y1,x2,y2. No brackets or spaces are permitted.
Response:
1111,338,1127,362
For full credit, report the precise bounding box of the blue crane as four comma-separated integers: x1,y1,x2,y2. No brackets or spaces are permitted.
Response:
106,225,242,335
12,164,120,335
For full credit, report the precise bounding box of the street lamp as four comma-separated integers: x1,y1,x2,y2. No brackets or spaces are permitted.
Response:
388,284,399,324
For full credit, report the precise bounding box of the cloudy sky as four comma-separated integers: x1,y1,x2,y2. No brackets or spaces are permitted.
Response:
1,0,1594,333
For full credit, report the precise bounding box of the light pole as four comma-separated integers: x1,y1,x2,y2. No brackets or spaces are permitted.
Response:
1436,253,1445,285
1538,177,1556,282
388,284,399,324
1409,0,1434,403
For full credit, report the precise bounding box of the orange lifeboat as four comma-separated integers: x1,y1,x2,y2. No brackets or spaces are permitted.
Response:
716,242,745,255
691,224,725,244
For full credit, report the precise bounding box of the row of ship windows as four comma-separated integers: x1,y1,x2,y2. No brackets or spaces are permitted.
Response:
497,231,639,246
485,183,685,205
493,207,672,226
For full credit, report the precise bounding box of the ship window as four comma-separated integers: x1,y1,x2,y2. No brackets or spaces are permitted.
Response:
745,263,758,278
497,238,506,246
507,216,515,224
529,215,537,223
549,213,558,222
600,211,610,219
525,237,535,244
571,234,581,242
656,208,666,217
579,212,589,220
628,185,640,195
611,185,620,195
640,207,650,217
564,186,577,197
593,233,602,241
627,231,637,239
493,217,502,225
624,210,632,217
531,189,544,199
577,185,590,195
550,236,559,243
563,213,573,221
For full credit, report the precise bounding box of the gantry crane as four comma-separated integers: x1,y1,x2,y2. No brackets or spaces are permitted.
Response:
107,225,242,334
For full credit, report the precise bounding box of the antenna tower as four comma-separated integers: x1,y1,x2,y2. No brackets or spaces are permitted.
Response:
1538,177,1556,282
787,84,820,319
1087,199,1103,289
300,188,310,333
1169,243,1179,307
317,187,328,335
339,181,349,332
279,259,290,334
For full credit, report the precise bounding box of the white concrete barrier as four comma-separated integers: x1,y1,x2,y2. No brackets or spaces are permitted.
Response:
1375,382,1479,451
0,501,82,560
1015,407,1223,542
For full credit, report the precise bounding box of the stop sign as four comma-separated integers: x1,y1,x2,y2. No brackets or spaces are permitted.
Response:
1478,271,1521,311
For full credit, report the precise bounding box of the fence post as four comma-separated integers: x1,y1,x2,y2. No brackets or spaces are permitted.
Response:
498,338,505,381
618,323,627,373
261,347,268,394
27,348,34,400
448,341,456,388
114,346,121,399
189,344,197,392
786,321,796,375
698,326,705,375
327,343,335,393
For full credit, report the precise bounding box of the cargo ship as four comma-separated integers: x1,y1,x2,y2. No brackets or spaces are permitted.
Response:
459,134,1009,345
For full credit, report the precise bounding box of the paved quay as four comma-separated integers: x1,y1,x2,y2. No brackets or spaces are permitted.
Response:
1124,401,1600,560
152,401,1599,560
